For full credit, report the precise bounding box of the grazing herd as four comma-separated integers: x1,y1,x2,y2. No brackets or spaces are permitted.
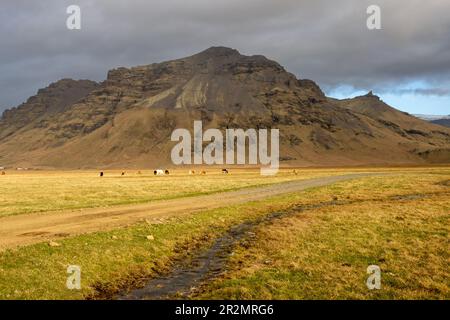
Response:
0,168,299,177
96,169,299,177
188,170,208,175
98,169,232,177
3,169,238,177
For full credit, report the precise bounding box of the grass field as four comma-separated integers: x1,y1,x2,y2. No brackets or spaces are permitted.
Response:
0,167,448,299
197,171,450,299
0,168,350,217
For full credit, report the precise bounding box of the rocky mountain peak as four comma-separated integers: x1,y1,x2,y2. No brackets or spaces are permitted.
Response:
1,48,449,168
363,90,380,99
196,46,241,58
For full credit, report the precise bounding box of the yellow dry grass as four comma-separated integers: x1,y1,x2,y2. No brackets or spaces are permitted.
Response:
0,167,448,299
0,168,349,217
197,171,450,299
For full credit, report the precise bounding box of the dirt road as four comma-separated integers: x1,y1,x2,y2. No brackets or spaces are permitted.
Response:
0,173,377,250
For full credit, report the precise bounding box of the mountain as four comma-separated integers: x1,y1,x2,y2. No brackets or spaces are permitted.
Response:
0,79,99,140
0,46,449,169
431,119,450,127
414,114,450,128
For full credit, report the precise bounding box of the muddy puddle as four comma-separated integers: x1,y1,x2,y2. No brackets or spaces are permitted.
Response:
116,201,338,300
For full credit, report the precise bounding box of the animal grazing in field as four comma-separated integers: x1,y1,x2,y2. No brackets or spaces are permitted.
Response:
293,169,298,175
100,171,104,177
189,170,195,175
165,170,170,175
222,169,229,174
121,172,125,176
201,170,206,175
154,169,165,176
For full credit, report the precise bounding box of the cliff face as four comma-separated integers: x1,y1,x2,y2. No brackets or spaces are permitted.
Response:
0,47,449,168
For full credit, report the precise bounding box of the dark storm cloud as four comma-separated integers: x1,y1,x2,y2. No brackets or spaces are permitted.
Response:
1,0,449,111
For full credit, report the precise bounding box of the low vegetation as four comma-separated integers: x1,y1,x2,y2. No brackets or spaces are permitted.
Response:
0,168,347,217
197,171,450,299
0,167,448,299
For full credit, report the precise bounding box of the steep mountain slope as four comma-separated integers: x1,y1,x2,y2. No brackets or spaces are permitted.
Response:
0,47,449,168
0,79,99,140
336,92,450,140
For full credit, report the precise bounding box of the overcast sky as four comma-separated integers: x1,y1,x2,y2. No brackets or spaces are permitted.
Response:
1,0,449,114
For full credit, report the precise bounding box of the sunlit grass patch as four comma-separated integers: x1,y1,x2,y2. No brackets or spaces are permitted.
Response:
0,168,448,299
197,173,450,300
0,168,355,217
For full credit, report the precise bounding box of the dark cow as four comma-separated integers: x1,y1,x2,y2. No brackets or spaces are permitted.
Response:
165,169,170,175
222,169,229,174
100,171,104,177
